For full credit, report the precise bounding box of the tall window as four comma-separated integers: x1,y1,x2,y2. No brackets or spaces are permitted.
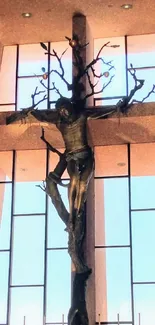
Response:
0,149,71,325
95,143,155,325
94,34,155,106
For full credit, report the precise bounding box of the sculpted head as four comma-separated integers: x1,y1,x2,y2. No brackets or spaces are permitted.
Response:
56,97,73,120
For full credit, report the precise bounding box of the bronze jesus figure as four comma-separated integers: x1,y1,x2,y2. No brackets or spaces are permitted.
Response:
37,96,95,231
6,95,117,275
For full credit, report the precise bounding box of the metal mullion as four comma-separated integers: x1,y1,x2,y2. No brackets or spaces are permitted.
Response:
127,143,134,325
15,45,19,111
95,322,132,324
95,175,128,180
131,208,155,212
6,150,16,325
95,321,132,325
13,213,46,217
47,247,68,251
0,103,15,106
128,65,155,71
43,148,49,323
133,281,155,285
0,181,12,184
10,284,44,288
0,249,10,253
18,74,43,79
46,323,68,325
95,245,130,249
49,100,56,105
95,95,126,100
125,35,129,96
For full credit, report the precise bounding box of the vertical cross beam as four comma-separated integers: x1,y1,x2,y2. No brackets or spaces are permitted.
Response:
72,13,94,106
72,13,96,325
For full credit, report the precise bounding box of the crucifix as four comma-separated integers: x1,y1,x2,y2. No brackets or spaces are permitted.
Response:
6,14,148,325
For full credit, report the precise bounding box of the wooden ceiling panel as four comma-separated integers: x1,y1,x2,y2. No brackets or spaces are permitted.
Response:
0,0,155,45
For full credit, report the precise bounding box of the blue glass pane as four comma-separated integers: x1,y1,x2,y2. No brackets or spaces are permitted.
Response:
131,176,155,209
46,250,71,322
134,284,155,325
95,178,129,246
10,287,43,325
49,41,72,102
95,248,131,322
18,43,48,76
48,185,69,248
0,183,12,250
128,69,155,103
49,60,72,101
127,34,155,68
0,252,9,324
17,77,47,110
94,37,126,98
14,182,46,214
12,215,45,285
132,211,155,282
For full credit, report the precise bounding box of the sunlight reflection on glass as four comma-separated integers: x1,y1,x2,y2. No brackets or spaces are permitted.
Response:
12,215,45,285
46,250,71,323
132,211,155,282
10,287,43,325
18,43,48,76
134,285,155,325
95,248,132,321
127,34,155,68
94,37,126,98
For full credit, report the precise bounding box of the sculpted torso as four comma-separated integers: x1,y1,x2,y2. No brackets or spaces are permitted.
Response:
56,114,88,153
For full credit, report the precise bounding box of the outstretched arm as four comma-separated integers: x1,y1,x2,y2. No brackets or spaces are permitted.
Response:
6,108,58,125
86,105,117,120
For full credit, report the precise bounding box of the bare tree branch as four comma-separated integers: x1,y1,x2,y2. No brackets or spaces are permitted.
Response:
49,69,71,90
117,65,144,113
40,79,63,97
96,42,110,59
84,74,115,100
44,48,72,90
131,84,155,104
90,57,114,79
31,86,46,107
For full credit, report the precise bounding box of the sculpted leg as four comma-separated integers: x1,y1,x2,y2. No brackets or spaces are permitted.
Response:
75,156,94,218
40,128,69,226
67,160,80,230
68,177,78,230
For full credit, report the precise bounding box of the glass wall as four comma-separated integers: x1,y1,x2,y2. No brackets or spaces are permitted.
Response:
0,41,72,112
1,34,155,112
94,34,155,106
95,143,155,325
1,143,155,325
0,150,70,325
1,35,155,325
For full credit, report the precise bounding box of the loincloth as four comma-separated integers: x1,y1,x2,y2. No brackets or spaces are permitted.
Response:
66,146,93,162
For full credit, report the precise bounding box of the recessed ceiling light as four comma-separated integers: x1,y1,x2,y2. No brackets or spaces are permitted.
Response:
22,12,32,18
121,3,133,9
